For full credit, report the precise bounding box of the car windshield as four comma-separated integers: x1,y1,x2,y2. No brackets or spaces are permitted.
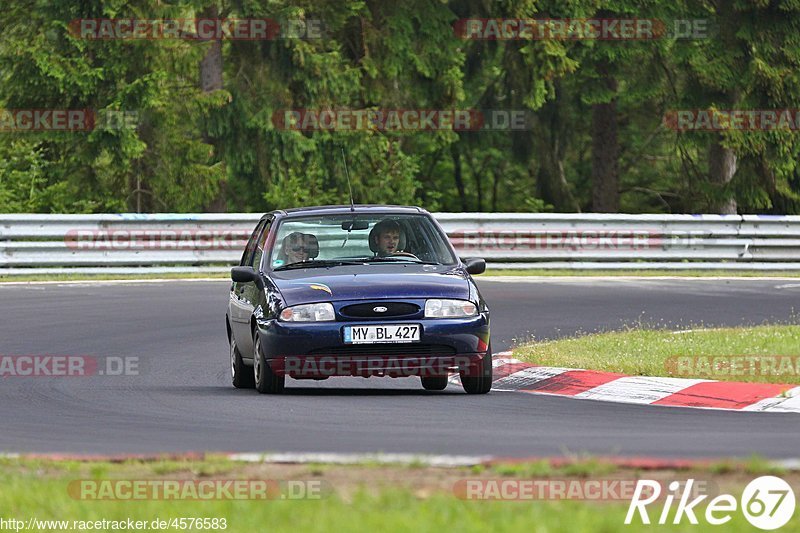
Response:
268,213,457,269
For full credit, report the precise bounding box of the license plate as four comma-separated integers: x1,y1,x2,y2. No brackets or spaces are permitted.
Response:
344,324,421,344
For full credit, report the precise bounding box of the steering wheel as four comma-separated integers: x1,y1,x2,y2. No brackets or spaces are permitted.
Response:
389,251,419,260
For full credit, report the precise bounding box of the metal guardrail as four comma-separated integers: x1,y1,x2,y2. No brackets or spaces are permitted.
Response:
2,213,800,274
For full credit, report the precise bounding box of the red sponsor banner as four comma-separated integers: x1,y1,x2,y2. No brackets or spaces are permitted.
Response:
0,109,94,132
664,109,800,132
67,18,323,40
68,479,326,500
665,355,800,378
64,229,249,250
0,356,138,377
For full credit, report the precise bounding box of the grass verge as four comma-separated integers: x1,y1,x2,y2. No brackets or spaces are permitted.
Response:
513,325,800,384
0,272,229,283
0,456,795,533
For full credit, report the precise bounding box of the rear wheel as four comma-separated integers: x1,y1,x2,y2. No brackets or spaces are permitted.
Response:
420,376,448,391
254,333,285,394
461,346,492,394
230,338,254,389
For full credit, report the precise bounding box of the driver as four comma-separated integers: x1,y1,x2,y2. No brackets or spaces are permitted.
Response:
375,220,402,256
370,219,418,258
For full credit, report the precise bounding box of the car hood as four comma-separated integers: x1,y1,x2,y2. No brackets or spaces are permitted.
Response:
271,264,470,306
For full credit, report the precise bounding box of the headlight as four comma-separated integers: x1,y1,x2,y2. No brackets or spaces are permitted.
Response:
279,303,335,322
424,299,478,318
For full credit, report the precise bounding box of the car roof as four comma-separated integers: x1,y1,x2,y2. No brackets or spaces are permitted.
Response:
266,204,428,218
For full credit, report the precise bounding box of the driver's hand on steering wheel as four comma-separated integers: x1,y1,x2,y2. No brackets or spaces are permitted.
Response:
389,251,419,259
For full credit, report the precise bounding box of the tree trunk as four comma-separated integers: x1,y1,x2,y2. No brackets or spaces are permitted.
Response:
199,5,223,96
451,142,468,211
474,160,483,211
756,153,783,214
705,2,738,215
534,153,576,211
199,5,227,213
533,92,579,212
591,65,619,212
491,168,499,212
708,134,737,214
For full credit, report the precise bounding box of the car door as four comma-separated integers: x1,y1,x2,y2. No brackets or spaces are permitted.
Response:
236,217,272,357
229,218,268,353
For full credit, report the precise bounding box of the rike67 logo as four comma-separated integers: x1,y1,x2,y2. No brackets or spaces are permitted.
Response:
625,476,795,530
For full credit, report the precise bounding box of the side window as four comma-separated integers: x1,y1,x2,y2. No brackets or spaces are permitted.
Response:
250,220,272,270
240,219,267,266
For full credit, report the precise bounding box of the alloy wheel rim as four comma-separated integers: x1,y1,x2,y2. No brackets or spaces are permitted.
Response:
254,338,261,384
230,342,236,379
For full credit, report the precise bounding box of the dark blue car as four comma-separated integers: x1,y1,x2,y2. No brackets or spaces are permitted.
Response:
226,205,491,394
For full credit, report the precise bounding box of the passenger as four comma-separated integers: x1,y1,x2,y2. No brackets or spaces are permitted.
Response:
279,232,311,265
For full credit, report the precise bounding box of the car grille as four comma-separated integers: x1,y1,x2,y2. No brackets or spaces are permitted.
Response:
308,344,456,357
340,302,420,318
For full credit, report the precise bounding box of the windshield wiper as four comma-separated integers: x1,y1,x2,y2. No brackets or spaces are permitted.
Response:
273,259,366,271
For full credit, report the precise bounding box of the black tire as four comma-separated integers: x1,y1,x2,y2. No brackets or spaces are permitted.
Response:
461,346,492,394
230,338,255,389
254,333,285,394
420,375,449,391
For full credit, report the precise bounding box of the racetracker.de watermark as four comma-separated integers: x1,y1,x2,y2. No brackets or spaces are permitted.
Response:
665,355,800,378
449,229,703,251
0,109,137,132
664,109,800,132
454,18,712,40
455,478,717,501
68,18,324,40
68,479,327,500
271,109,534,131
272,355,486,378
0,355,138,377
64,229,250,250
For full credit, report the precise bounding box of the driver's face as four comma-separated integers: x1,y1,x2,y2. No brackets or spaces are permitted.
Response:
378,230,400,254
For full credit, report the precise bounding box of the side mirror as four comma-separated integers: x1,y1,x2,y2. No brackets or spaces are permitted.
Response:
231,266,264,289
462,257,486,275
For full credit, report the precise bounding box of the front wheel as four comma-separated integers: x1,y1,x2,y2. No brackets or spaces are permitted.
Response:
420,375,449,391
231,338,254,389
254,333,285,394
461,347,492,394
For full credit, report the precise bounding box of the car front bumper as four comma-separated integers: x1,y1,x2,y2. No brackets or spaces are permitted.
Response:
256,313,490,378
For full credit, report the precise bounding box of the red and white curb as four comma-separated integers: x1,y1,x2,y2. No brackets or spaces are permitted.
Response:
457,352,800,413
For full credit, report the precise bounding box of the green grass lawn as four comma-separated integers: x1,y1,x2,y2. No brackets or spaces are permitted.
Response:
0,272,229,283
0,458,795,533
0,488,779,533
513,325,800,383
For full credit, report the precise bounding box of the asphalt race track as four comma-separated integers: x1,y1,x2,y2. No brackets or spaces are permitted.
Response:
1,278,798,458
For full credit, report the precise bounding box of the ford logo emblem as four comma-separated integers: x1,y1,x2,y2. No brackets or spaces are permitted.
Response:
373,306,388,313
